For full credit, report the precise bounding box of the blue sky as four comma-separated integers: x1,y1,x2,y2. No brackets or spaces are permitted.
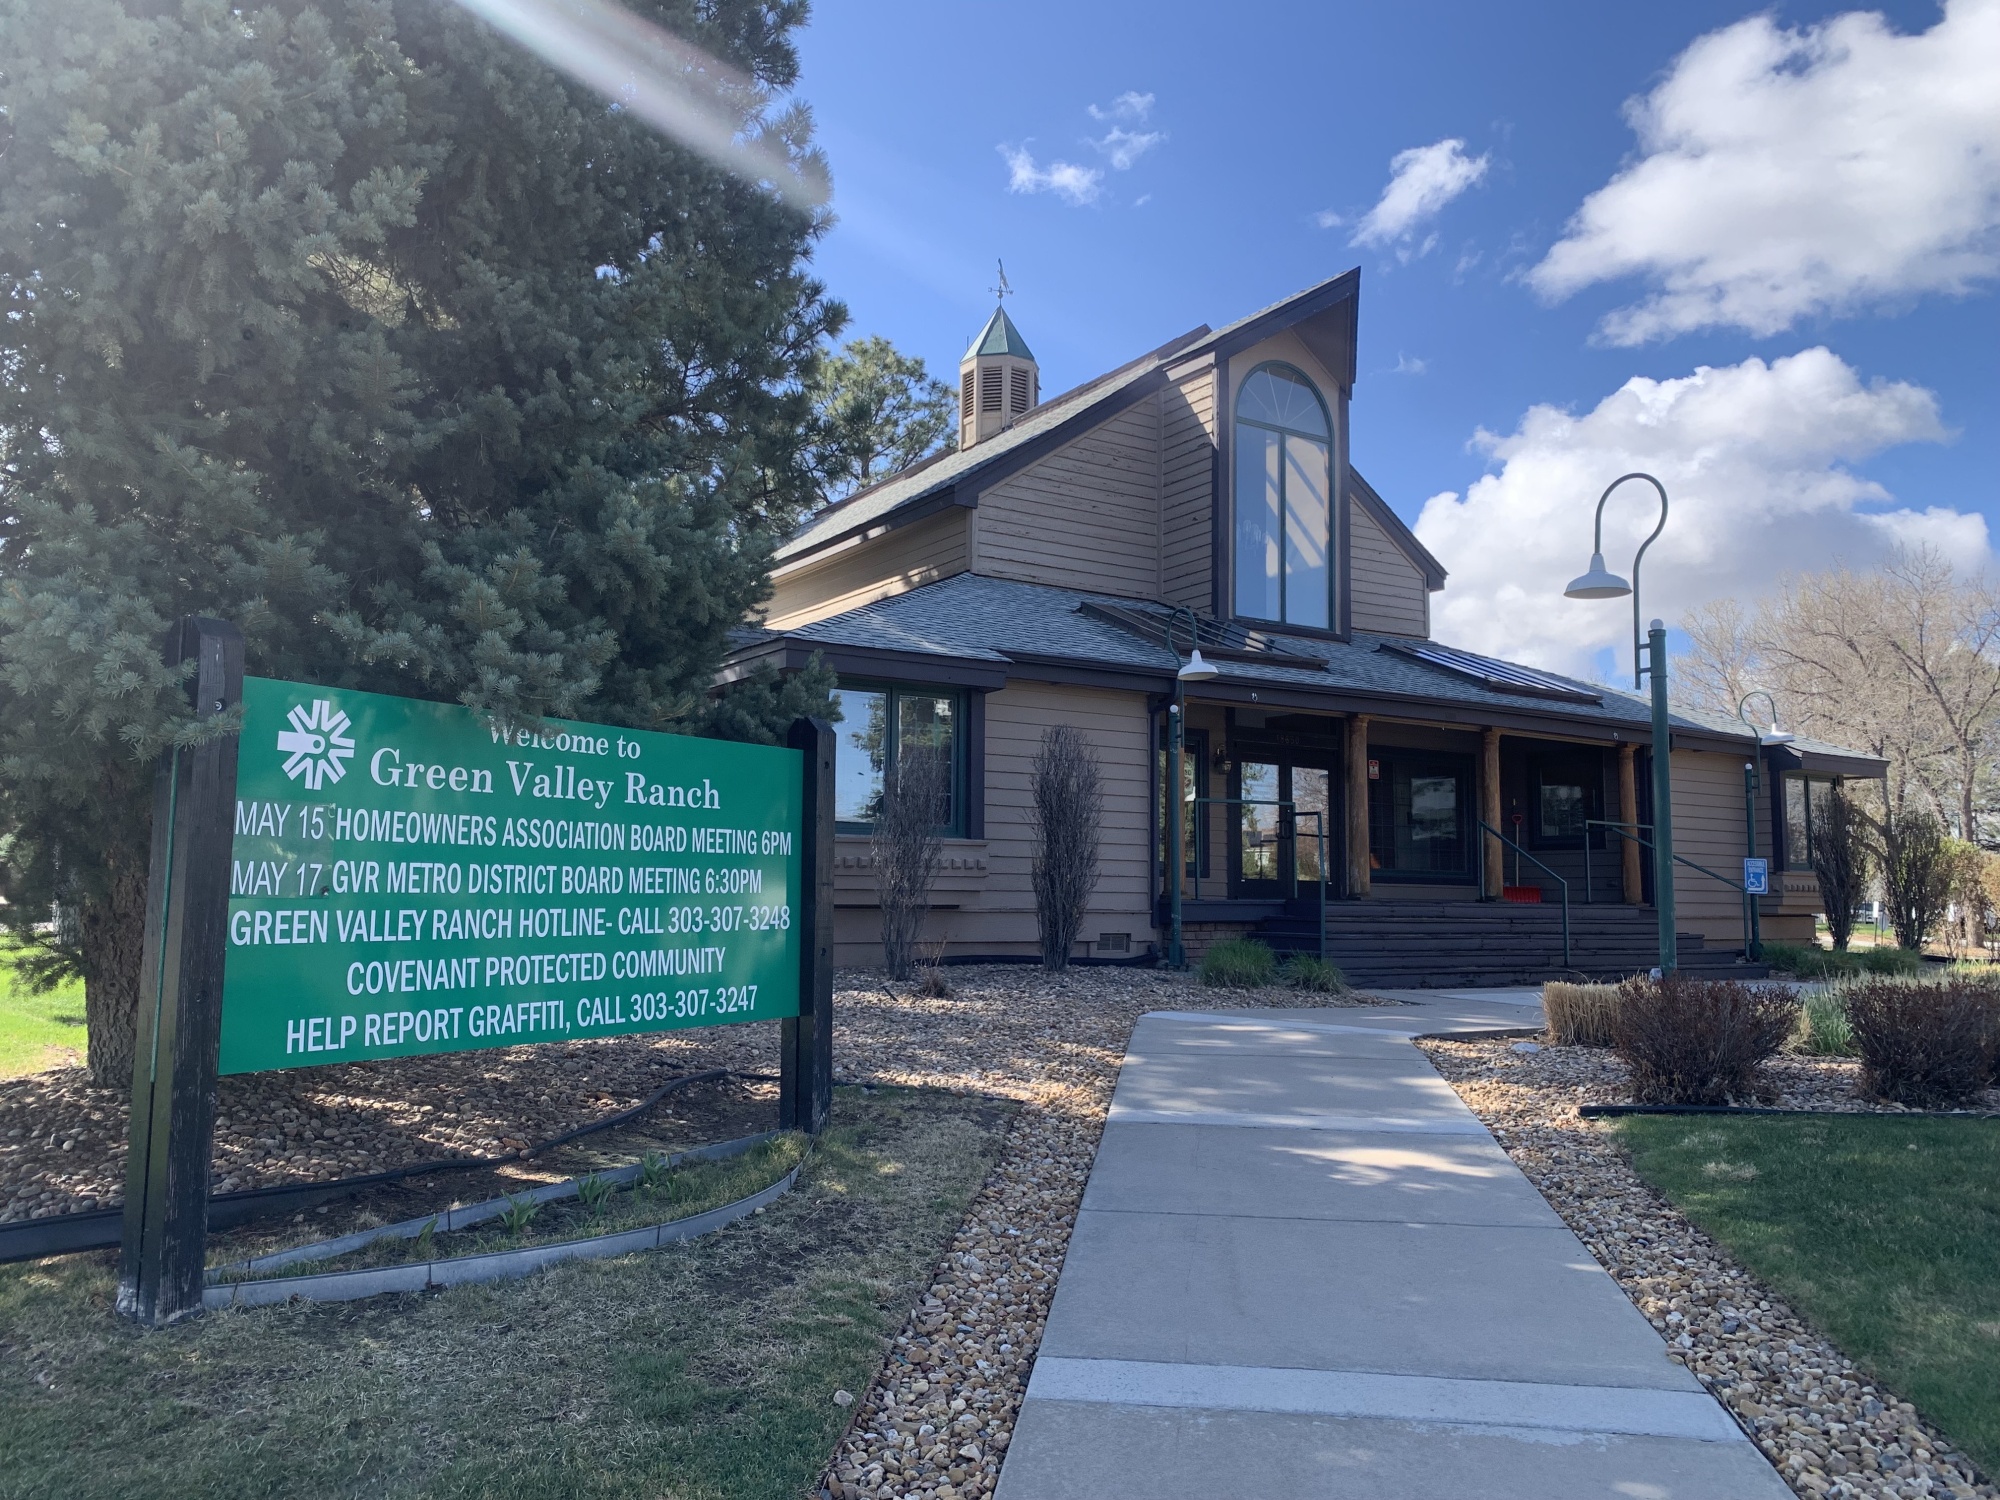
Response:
793,0,2000,681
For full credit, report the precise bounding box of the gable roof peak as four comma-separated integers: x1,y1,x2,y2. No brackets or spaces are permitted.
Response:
966,305,1035,363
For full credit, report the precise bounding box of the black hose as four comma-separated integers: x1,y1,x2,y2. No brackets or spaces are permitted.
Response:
1,1066,751,1264
1579,1102,2000,1119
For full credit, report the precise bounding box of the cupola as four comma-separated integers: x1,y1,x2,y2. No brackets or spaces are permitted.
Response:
959,306,1038,447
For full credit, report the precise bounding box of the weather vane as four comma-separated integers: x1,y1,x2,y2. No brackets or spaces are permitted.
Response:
991,259,1012,304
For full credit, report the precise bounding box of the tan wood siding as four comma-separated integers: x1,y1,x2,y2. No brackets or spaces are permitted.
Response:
1161,365,1217,611
832,682,1157,965
973,404,1163,597
1350,500,1430,638
765,509,969,629
1670,748,1759,944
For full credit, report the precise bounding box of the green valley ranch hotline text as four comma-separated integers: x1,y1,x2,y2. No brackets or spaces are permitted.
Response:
217,678,804,1074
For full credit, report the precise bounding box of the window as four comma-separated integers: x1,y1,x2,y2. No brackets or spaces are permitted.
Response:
1530,753,1602,850
1158,728,1208,880
833,684,965,834
1233,363,1332,630
1783,775,1833,869
1367,751,1474,881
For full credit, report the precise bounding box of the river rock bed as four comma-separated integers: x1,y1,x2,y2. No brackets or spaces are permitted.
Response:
1421,1037,1997,1500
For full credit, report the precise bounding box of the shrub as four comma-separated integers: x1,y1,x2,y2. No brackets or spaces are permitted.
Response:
1543,982,1620,1047
1857,946,1927,976
1278,954,1347,993
1199,938,1276,989
1842,976,2000,1107
1028,725,1104,972
1610,975,1800,1105
1793,987,1858,1056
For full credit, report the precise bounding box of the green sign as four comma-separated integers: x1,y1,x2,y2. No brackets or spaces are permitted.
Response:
220,677,802,1074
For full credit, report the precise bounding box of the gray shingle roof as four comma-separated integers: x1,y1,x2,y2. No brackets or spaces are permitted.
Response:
758,572,1878,766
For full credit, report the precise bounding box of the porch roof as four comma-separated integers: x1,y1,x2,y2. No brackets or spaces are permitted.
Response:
725,572,1882,772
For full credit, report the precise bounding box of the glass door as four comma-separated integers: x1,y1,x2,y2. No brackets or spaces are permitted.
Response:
1235,761,1335,898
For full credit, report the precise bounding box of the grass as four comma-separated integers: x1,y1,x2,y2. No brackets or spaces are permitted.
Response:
1793,986,1859,1056
0,1084,1012,1500
1616,1113,2000,1475
0,941,86,1079
1197,937,1275,988
1761,940,1926,979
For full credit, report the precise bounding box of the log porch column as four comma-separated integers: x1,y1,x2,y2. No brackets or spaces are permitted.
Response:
1618,743,1644,905
1481,728,1504,897
1346,715,1371,897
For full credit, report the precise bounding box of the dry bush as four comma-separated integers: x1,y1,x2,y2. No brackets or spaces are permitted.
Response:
1843,976,1999,1107
1028,725,1103,972
873,748,948,980
1610,975,1801,1105
1543,982,1620,1047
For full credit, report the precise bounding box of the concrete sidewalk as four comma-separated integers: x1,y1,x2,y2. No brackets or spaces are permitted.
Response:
995,992,1791,1500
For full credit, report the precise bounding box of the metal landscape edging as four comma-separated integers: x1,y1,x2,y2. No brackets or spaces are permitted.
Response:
203,1149,804,1310
206,1128,778,1280
1578,1102,2000,1120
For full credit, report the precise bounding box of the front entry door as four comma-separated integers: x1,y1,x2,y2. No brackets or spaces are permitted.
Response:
1235,760,1334,899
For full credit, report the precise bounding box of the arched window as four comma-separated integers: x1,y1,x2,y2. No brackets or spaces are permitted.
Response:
1233,364,1332,629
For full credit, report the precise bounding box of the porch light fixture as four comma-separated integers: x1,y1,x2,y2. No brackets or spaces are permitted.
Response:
1737,689,1795,746
1562,473,1678,973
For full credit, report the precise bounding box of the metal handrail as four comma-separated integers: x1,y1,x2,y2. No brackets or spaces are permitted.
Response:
1477,820,1570,968
1589,817,1762,960
1583,817,1650,905
1187,796,1328,964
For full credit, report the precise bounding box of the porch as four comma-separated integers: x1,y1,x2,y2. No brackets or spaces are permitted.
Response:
1163,700,1768,984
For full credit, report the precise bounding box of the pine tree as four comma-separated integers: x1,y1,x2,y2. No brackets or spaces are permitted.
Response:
0,0,842,1083
808,335,956,499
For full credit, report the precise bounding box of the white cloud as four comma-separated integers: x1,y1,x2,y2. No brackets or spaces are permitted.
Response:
1088,91,1154,123
1413,349,1971,679
1530,0,2000,343
1394,352,1428,375
1092,126,1163,170
1313,209,1344,230
1349,138,1489,250
1000,145,1102,206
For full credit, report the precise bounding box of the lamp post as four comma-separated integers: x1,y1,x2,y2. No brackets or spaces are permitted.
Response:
1735,691,1795,961
1564,473,1677,972
1166,605,1219,969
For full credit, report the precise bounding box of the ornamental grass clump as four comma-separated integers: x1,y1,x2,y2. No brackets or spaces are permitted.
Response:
1610,974,1800,1105
1842,976,1999,1108
1278,954,1348,993
1543,982,1620,1047
1198,938,1276,989
1794,986,1859,1057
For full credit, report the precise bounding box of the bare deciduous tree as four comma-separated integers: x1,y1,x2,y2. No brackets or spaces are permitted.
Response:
873,748,948,980
1676,548,2000,844
1810,783,1871,951
1028,725,1104,972
1881,806,1952,953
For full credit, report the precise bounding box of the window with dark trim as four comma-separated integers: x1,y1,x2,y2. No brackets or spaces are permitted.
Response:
1782,774,1836,870
1529,752,1603,850
1158,728,1210,881
1367,750,1475,881
832,682,967,835
1233,363,1333,631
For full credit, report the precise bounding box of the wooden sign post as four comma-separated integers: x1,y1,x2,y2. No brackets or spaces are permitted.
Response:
118,617,244,1326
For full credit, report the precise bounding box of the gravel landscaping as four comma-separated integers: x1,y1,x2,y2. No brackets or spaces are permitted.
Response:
1421,1036,1999,1500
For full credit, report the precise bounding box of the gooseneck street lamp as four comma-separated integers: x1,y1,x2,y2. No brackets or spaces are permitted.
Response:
1734,690,1796,962
1165,605,1218,969
1564,473,1677,972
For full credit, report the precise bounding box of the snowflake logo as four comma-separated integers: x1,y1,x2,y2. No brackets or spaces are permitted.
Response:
276,700,355,790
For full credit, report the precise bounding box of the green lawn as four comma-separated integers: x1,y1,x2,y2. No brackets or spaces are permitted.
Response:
0,1085,1011,1499
1616,1114,2000,1474
0,942,86,1079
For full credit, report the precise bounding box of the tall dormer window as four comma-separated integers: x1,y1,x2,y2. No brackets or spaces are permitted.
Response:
1233,363,1332,630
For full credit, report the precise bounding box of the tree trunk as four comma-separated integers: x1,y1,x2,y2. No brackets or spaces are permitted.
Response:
80,857,151,1088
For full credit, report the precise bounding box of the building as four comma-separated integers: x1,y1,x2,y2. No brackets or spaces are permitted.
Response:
724,272,1882,982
